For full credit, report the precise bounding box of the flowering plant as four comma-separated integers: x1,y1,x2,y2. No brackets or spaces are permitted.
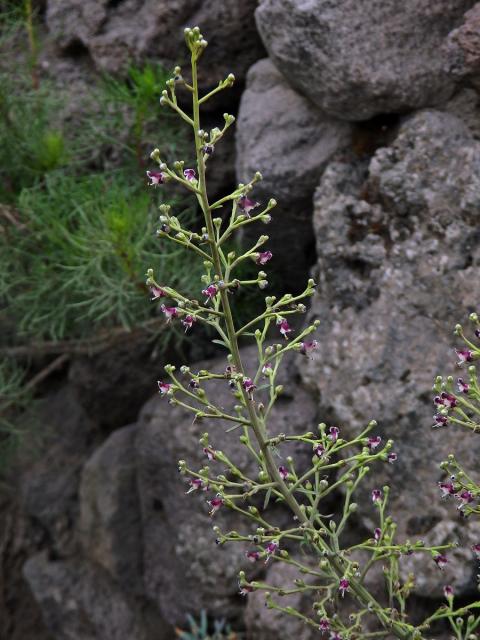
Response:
145,27,480,640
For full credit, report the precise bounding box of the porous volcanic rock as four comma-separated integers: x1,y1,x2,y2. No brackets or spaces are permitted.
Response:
300,109,480,597
255,0,475,120
236,58,352,291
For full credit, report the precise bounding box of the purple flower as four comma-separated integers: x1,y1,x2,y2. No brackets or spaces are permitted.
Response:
368,436,382,451
146,170,166,186
243,377,256,396
203,144,214,155
330,633,343,640
387,452,398,463
207,496,224,516
338,578,349,597
444,585,454,599
246,551,260,563
439,481,455,498
371,489,383,503
319,618,330,633
262,362,272,376
256,251,273,265
328,426,340,442
238,195,259,217
277,318,293,340
457,378,470,394
313,443,325,458
265,540,279,559
203,446,217,461
456,489,473,509
181,314,196,332
434,392,457,409
472,543,480,558
432,414,448,428
183,168,196,182
186,478,207,494
239,584,254,596
157,381,172,396
202,283,218,302
278,465,289,480
456,348,473,366
374,527,382,543
434,554,448,569
300,340,318,357
149,284,166,300
160,304,178,322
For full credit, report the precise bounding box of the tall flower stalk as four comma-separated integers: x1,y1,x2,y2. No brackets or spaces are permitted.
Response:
144,27,479,640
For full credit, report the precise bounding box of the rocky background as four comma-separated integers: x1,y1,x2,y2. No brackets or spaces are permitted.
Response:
3,1,480,639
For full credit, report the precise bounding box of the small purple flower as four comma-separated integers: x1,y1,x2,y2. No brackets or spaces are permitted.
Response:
262,362,272,376
434,554,448,569
439,481,455,498
472,543,480,558
387,452,398,463
434,392,457,409
157,381,172,396
203,446,217,461
368,436,382,451
256,251,273,265
328,426,340,442
278,465,289,480
160,304,178,322
457,378,470,394
432,414,448,428
207,496,224,516
186,478,207,494
456,348,473,366
277,318,293,340
238,195,260,218
183,168,196,182
243,377,256,396
181,314,196,332
239,584,254,596
146,170,166,186
313,443,325,458
475,329,480,339
374,527,382,543
444,585,454,599
202,283,218,302
149,284,166,300
318,618,330,633
300,340,318,357
456,489,473,509
338,578,349,597
246,551,260,563
265,539,279,559
203,144,214,155
371,489,383,503
330,633,343,640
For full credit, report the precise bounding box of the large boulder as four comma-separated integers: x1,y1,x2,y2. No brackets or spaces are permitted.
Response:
255,0,475,121
23,553,170,640
300,108,480,596
46,0,265,96
135,346,318,626
445,3,480,92
236,59,352,291
79,424,143,593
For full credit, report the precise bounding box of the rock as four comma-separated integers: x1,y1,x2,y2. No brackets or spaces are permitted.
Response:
135,346,317,626
236,59,352,291
255,0,475,121
441,87,480,139
300,108,480,596
79,424,143,593
20,387,98,554
46,0,265,95
23,553,170,640
444,3,480,92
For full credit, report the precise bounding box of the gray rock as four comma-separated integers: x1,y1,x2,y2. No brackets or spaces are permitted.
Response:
46,0,264,94
255,0,475,121
236,59,351,291
23,553,169,640
445,3,480,92
135,346,317,626
300,108,480,596
79,424,143,593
